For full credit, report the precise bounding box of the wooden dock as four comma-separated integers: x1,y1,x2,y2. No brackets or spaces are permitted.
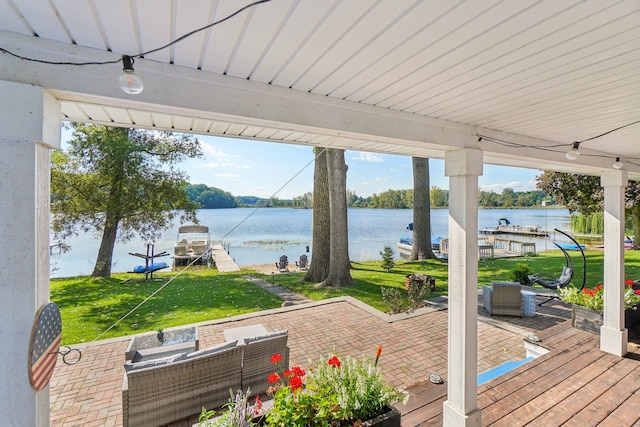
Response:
211,244,240,272
479,227,548,237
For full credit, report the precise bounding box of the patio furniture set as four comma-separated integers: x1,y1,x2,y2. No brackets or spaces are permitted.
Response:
121,324,289,427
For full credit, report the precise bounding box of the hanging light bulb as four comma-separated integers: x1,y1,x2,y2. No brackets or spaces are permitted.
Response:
119,55,143,95
565,142,581,160
612,157,623,169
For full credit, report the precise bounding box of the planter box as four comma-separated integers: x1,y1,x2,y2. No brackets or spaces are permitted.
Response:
571,305,603,334
363,405,401,427
248,404,400,427
572,304,640,334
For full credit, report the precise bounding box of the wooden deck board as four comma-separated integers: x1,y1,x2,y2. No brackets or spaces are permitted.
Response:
486,349,614,426
400,381,447,426
562,357,640,426
597,386,640,427
399,323,640,427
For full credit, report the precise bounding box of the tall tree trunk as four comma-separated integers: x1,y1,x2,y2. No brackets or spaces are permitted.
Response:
631,203,640,250
409,157,435,260
92,218,119,277
304,149,331,282
321,149,352,287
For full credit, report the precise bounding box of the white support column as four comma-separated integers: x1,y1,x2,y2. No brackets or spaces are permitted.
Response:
443,148,483,427
0,81,60,426
600,170,628,356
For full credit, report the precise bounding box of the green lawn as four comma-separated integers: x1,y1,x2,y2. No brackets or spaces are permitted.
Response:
51,267,283,345
51,250,640,345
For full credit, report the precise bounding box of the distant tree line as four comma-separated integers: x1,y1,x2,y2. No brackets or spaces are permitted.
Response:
348,187,550,209
186,183,551,210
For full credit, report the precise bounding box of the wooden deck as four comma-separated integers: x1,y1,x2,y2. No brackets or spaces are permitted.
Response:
400,321,640,426
210,244,240,272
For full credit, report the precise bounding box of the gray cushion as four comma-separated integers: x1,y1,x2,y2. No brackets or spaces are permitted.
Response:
124,352,186,372
184,340,238,359
243,330,288,344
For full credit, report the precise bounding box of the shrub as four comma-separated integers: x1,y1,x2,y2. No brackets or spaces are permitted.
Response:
380,245,395,272
511,262,532,286
406,276,431,310
381,287,408,314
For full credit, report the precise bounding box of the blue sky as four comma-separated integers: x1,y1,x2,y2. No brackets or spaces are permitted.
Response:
181,135,542,199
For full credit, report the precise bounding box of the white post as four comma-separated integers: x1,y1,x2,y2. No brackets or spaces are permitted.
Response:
0,81,60,426
443,148,483,427
600,170,628,356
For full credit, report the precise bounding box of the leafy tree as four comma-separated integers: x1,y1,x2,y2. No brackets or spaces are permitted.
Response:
536,171,640,247
500,187,516,207
51,124,202,277
536,171,602,214
430,186,448,207
409,157,435,260
186,184,237,208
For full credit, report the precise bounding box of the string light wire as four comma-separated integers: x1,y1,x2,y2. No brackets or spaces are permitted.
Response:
478,120,640,164
0,0,273,67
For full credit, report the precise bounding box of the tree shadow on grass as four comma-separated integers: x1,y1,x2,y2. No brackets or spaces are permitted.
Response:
51,271,283,343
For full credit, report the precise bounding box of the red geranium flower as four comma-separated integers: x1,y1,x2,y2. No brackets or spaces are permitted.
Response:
289,375,303,391
268,373,281,383
626,279,634,286
328,355,341,367
254,395,262,414
635,289,640,295
271,353,283,364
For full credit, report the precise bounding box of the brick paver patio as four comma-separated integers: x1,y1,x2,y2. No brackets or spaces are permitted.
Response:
49,289,572,427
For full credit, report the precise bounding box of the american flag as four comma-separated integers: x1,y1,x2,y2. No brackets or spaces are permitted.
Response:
29,302,62,391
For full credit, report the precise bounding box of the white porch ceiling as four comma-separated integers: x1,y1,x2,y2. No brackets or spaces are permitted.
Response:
1,0,639,177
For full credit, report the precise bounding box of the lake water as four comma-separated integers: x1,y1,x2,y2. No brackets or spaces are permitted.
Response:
50,207,572,278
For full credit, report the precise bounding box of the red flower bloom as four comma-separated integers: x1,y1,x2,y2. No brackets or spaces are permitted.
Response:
626,279,634,286
292,365,306,377
271,353,283,364
635,289,640,295
289,375,303,391
328,355,341,367
268,373,281,383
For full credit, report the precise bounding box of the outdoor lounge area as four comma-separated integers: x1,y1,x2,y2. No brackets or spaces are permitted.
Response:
48,288,633,427
2,2,639,427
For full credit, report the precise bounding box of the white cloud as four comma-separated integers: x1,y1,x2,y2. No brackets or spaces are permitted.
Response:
200,142,231,159
480,179,537,193
201,162,250,170
214,172,241,178
373,177,386,183
353,152,384,163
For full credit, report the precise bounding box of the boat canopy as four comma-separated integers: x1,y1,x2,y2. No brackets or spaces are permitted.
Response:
178,225,209,234
498,218,511,226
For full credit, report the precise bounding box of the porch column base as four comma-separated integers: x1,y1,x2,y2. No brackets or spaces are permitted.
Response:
443,401,482,427
600,325,628,356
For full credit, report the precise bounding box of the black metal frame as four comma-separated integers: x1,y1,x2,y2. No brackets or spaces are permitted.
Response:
532,228,586,306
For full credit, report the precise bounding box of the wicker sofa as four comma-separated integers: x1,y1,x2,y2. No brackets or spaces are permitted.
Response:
122,329,289,427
